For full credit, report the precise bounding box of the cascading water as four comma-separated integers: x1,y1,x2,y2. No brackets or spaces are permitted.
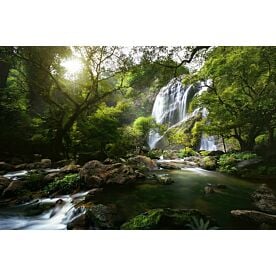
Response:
148,79,194,149
199,108,217,151
148,78,217,150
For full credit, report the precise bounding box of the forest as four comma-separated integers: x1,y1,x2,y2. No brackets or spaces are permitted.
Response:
0,46,276,230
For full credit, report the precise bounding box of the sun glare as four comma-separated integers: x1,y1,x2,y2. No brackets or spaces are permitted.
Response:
62,58,83,80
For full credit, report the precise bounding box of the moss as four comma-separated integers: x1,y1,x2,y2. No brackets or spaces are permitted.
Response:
121,208,217,230
200,156,217,170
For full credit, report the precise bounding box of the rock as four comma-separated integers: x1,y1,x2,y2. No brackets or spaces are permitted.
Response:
15,163,28,170
204,185,215,194
236,158,263,169
43,172,62,184
60,164,80,173
0,176,11,194
200,156,217,170
67,213,88,230
251,184,276,214
152,174,174,185
80,160,145,188
103,158,115,164
0,161,15,173
40,159,52,169
121,208,217,230
83,188,103,202
86,204,119,229
231,209,276,229
158,162,182,170
1,180,26,198
128,155,158,171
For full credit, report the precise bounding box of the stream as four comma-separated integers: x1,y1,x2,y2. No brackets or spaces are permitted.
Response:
0,167,259,229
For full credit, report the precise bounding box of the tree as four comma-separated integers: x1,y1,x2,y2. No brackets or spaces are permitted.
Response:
14,46,131,158
190,46,276,151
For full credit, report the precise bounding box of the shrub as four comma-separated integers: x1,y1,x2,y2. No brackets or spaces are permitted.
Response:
45,173,80,194
218,152,257,174
177,147,197,158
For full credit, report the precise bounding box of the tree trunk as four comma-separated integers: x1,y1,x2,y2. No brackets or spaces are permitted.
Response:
268,127,274,146
0,60,10,89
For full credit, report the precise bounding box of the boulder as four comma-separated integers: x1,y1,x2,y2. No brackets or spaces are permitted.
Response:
157,162,182,170
1,180,26,198
251,184,276,214
67,213,88,230
128,155,158,171
80,160,145,188
236,158,262,169
231,209,276,229
199,156,217,170
121,208,217,230
60,164,80,173
40,159,52,169
86,204,119,229
0,176,11,194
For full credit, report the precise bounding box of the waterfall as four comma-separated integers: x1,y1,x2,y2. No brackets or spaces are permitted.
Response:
199,108,217,151
148,78,217,150
148,79,193,149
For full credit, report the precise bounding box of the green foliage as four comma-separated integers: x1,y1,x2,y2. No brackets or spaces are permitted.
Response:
218,152,257,174
186,216,219,230
147,149,163,159
199,150,210,156
201,156,217,170
25,172,45,190
133,116,156,135
190,46,276,151
45,173,80,194
178,147,197,158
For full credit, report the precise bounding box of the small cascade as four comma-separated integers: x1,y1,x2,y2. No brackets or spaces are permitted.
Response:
0,191,89,230
199,108,217,151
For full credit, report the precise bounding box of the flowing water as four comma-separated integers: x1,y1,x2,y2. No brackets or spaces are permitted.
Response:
0,168,259,229
0,193,88,230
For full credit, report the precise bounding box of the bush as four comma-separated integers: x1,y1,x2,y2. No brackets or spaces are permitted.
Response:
45,173,80,194
199,150,210,157
177,147,197,158
218,152,257,174
200,156,217,170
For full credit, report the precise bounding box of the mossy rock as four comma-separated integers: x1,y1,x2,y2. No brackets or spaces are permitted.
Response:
200,156,217,170
121,208,217,230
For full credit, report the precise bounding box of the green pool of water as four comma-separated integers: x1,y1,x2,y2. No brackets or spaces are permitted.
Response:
94,168,259,229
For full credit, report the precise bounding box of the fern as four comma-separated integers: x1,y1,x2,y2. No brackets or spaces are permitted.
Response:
186,216,219,230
